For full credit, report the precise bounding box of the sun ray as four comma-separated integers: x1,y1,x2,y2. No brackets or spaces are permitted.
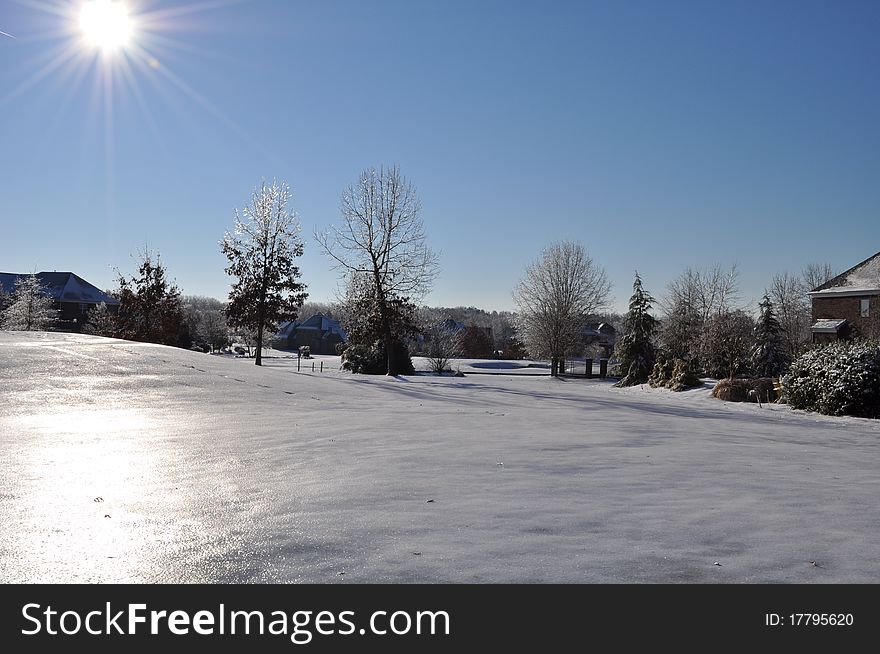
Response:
0,41,83,107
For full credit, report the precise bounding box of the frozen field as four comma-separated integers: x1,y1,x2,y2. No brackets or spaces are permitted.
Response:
1,331,879,583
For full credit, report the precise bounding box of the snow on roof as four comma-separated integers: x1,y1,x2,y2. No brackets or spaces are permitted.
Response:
0,272,118,304
811,319,847,333
810,251,880,295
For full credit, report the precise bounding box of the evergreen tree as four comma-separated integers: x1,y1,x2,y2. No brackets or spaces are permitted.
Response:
614,272,659,387
751,293,787,377
114,251,187,346
222,180,308,366
0,274,57,331
82,301,117,337
338,271,417,374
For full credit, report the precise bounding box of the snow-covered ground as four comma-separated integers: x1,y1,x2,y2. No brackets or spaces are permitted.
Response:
1,331,879,583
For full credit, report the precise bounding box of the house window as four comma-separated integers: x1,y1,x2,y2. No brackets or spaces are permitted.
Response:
80,303,91,315
861,299,870,318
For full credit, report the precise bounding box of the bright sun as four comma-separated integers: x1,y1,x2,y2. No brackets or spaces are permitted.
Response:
79,0,133,52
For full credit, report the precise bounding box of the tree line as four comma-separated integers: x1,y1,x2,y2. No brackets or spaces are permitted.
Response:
0,164,837,381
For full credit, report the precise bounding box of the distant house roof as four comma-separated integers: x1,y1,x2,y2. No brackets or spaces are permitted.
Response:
277,313,347,340
811,319,847,333
810,251,880,297
0,272,118,305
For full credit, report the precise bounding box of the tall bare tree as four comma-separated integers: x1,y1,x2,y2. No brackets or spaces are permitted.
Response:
317,166,438,375
222,180,308,366
802,262,837,291
513,241,611,376
661,263,740,369
769,271,810,358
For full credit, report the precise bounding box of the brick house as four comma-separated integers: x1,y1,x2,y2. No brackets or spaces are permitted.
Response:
809,251,880,342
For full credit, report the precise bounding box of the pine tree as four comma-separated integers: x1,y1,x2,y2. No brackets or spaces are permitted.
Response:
114,251,187,346
752,293,786,377
614,272,659,387
1,274,57,331
82,301,117,337
222,180,308,366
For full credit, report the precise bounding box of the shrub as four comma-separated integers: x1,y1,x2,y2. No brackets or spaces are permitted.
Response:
782,341,880,418
649,353,701,391
667,358,702,391
712,378,777,403
649,353,673,388
341,340,415,375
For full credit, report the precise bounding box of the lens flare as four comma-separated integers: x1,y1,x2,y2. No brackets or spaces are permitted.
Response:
80,0,133,52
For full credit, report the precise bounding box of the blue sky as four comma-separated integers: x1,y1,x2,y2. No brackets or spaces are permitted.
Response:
1,0,878,313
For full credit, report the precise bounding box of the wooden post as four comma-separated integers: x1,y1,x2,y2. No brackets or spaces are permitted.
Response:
584,358,593,379
312,361,315,372
599,358,608,378
320,361,323,373
297,357,300,371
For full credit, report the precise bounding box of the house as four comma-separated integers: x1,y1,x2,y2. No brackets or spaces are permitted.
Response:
275,313,347,354
582,322,616,358
809,250,880,342
0,271,119,331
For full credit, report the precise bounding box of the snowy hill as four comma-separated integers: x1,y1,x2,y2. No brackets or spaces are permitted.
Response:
1,331,879,583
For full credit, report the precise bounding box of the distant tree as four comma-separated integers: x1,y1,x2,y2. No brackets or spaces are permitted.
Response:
659,297,702,364
423,318,461,374
114,251,187,346
82,302,117,337
802,262,837,292
662,263,740,371
751,294,787,377
514,241,610,376
222,180,308,366
701,310,755,379
614,272,659,387
1,274,57,331
317,165,438,375
182,296,229,352
458,323,494,359
769,271,810,359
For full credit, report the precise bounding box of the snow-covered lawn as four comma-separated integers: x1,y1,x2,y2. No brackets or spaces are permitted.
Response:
1,332,878,583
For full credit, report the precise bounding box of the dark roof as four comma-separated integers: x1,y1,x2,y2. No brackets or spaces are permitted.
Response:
277,313,347,340
0,272,118,305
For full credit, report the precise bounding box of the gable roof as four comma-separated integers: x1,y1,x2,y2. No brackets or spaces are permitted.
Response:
810,251,880,297
0,272,119,305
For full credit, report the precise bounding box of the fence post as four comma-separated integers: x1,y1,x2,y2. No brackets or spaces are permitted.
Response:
312,361,315,372
599,358,608,378
584,358,593,379
320,361,323,373
297,357,300,372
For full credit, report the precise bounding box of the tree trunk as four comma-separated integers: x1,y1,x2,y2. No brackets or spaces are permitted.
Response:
385,324,396,376
255,325,263,366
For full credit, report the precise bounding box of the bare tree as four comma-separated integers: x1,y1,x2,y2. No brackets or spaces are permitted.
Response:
222,180,308,366
769,271,810,358
317,166,438,375
661,263,740,370
513,241,611,376
802,262,837,291
422,317,461,374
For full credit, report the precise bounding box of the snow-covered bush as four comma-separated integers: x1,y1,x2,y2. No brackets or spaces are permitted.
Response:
782,341,880,418
667,358,702,391
648,352,701,391
341,341,415,375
